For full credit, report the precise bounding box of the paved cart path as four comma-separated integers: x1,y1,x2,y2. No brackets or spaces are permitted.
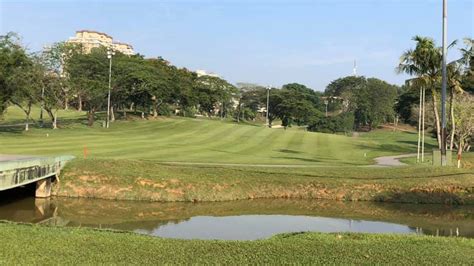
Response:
372,154,417,167
162,154,417,168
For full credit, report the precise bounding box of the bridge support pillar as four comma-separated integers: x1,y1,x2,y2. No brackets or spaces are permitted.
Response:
35,178,52,198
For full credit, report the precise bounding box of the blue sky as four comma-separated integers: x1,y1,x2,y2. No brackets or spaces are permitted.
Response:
1,0,472,90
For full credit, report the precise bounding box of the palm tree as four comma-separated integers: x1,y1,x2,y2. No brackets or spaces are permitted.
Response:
396,36,459,160
397,36,442,161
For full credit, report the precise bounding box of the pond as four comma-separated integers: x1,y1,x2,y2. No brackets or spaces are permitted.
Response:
0,192,472,240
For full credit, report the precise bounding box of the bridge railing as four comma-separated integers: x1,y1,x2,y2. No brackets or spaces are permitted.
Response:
0,155,74,191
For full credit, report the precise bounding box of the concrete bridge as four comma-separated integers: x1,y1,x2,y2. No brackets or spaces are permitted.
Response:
0,155,74,197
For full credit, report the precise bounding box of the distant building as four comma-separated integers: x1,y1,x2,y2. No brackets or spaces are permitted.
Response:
67,30,135,55
196,69,220,78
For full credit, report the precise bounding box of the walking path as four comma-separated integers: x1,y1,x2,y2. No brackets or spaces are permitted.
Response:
161,154,417,168
372,153,417,167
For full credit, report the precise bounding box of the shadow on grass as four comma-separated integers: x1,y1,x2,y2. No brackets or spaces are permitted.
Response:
356,141,437,155
0,116,99,133
0,125,26,134
270,156,321,163
276,149,303,154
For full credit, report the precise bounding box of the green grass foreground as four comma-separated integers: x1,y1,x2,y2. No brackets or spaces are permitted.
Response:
0,222,472,264
56,159,474,204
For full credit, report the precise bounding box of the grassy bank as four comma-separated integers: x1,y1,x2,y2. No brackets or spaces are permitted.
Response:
55,159,474,204
0,222,472,264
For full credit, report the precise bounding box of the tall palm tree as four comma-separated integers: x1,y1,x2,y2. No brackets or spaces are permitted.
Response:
396,36,457,160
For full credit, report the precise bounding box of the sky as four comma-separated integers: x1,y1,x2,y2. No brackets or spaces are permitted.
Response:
1,0,473,91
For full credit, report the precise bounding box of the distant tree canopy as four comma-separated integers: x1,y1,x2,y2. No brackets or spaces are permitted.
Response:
354,78,398,130
312,76,399,133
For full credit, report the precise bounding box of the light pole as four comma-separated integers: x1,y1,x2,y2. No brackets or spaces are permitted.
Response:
324,99,329,117
39,86,45,127
440,0,448,165
106,47,115,129
265,86,270,127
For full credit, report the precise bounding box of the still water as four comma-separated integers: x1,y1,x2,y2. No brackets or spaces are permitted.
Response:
0,189,472,240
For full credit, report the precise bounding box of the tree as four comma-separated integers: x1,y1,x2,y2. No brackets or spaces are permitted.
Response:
145,58,173,118
325,76,366,112
397,36,445,162
172,68,198,117
354,78,398,130
0,32,30,119
268,84,323,128
66,47,109,126
8,55,43,131
234,85,266,122
195,76,229,117
307,112,354,134
325,76,398,131
453,93,473,168
395,85,419,124
460,38,474,94
194,75,237,118
41,42,81,111
40,72,64,129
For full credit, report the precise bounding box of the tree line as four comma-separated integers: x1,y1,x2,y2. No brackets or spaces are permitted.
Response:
0,32,472,161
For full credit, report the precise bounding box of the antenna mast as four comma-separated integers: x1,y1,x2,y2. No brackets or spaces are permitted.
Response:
353,60,357,76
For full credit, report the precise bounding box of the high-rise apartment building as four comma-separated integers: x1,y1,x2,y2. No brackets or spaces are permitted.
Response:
67,30,135,55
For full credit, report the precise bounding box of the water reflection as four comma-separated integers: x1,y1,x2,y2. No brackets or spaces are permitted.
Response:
0,194,472,240
139,215,416,240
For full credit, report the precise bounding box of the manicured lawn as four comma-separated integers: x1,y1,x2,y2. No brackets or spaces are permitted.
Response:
0,222,472,264
0,106,432,166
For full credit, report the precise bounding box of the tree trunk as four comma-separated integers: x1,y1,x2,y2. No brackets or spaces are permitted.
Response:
129,102,134,111
53,112,58,129
25,104,32,131
46,109,57,129
449,89,455,150
152,103,157,118
87,110,95,127
457,139,463,168
111,106,115,122
25,113,29,131
78,95,82,112
431,91,442,149
220,102,224,120
64,94,69,110
236,103,241,123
